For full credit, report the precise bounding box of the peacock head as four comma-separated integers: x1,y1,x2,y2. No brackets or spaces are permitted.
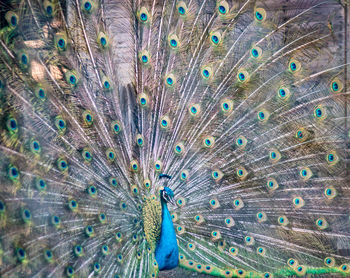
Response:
159,186,176,206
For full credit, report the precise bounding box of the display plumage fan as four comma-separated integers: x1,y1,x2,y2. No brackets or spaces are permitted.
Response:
0,0,349,277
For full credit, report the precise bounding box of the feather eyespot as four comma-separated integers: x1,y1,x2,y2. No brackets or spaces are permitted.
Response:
288,59,301,73
154,160,162,171
165,73,176,87
221,98,233,114
0,200,5,213
36,87,46,100
293,197,305,208
278,215,289,226
211,230,221,241
313,105,327,120
139,50,151,65
73,245,83,257
55,34,67,51
57,158,68,172
266,178,278,191
35,177,47,191
201,66,213,80
117,254,123,262
174,142,185,155
68,199,78,211
180,170,189,181
21,208,32,223
65,71,79,86
217,1,229,16
277,86,291,101
212,169,223,182
44,1,54,16
254,8,266,22
7,164,20,182
138,93,149,107
51,215,61,227
109,177,118,187
257,211,267,222
238,72,245,81
85,225,94,237
82,110,93,126
44,249,53,263
236,167,248,180
101,245,109,255
324,186,337,199
210,31,222,46
160,116,171,129
233,198,244,210
257,247,266,256
287,258,298,268
6,116,18,133
115,232,122,241
66,266,74,277
203,136,215,148
82,148,93,162
257,109,270,122
229,246,238,256
330,77,343,93
340,264,350,273
168,34,180,49
176,197,186,207
101,76,111,90
87,185,97,197
326,150,338,166
98,32,109,48
99,213,107,223
300,167,312,181
6,12,19,27
251,46,262,59
130,160,139,171
235,135,247,149
18,52,29,68
136,134,144,147
296,265,306,275
225,216,235,227
93,262,101,273
16,247,27,262
187,243,196,250
194,214,204,224
295,127,310,142
143,179,151,189
138,7,150,23
82,0,94,13
189,104,201,117
209,198,220,209
176,1,188,16
176,225,185,235
111,120,122,135
324,257,335,267
315,217,328,230
105,149,115,162
269,149,281,163
55,116,66,134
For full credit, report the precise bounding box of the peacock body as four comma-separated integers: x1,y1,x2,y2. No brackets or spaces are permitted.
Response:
0,0,349,277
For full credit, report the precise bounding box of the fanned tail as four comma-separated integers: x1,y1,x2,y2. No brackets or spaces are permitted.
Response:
0,0,349,277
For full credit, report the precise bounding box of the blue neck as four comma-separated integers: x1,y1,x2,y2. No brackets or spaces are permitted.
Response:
155,199,179,270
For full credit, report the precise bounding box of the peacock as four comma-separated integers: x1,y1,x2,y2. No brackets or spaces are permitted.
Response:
0,0,349,277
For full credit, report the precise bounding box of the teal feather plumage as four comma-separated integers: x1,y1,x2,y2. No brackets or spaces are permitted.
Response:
0,0,349,277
